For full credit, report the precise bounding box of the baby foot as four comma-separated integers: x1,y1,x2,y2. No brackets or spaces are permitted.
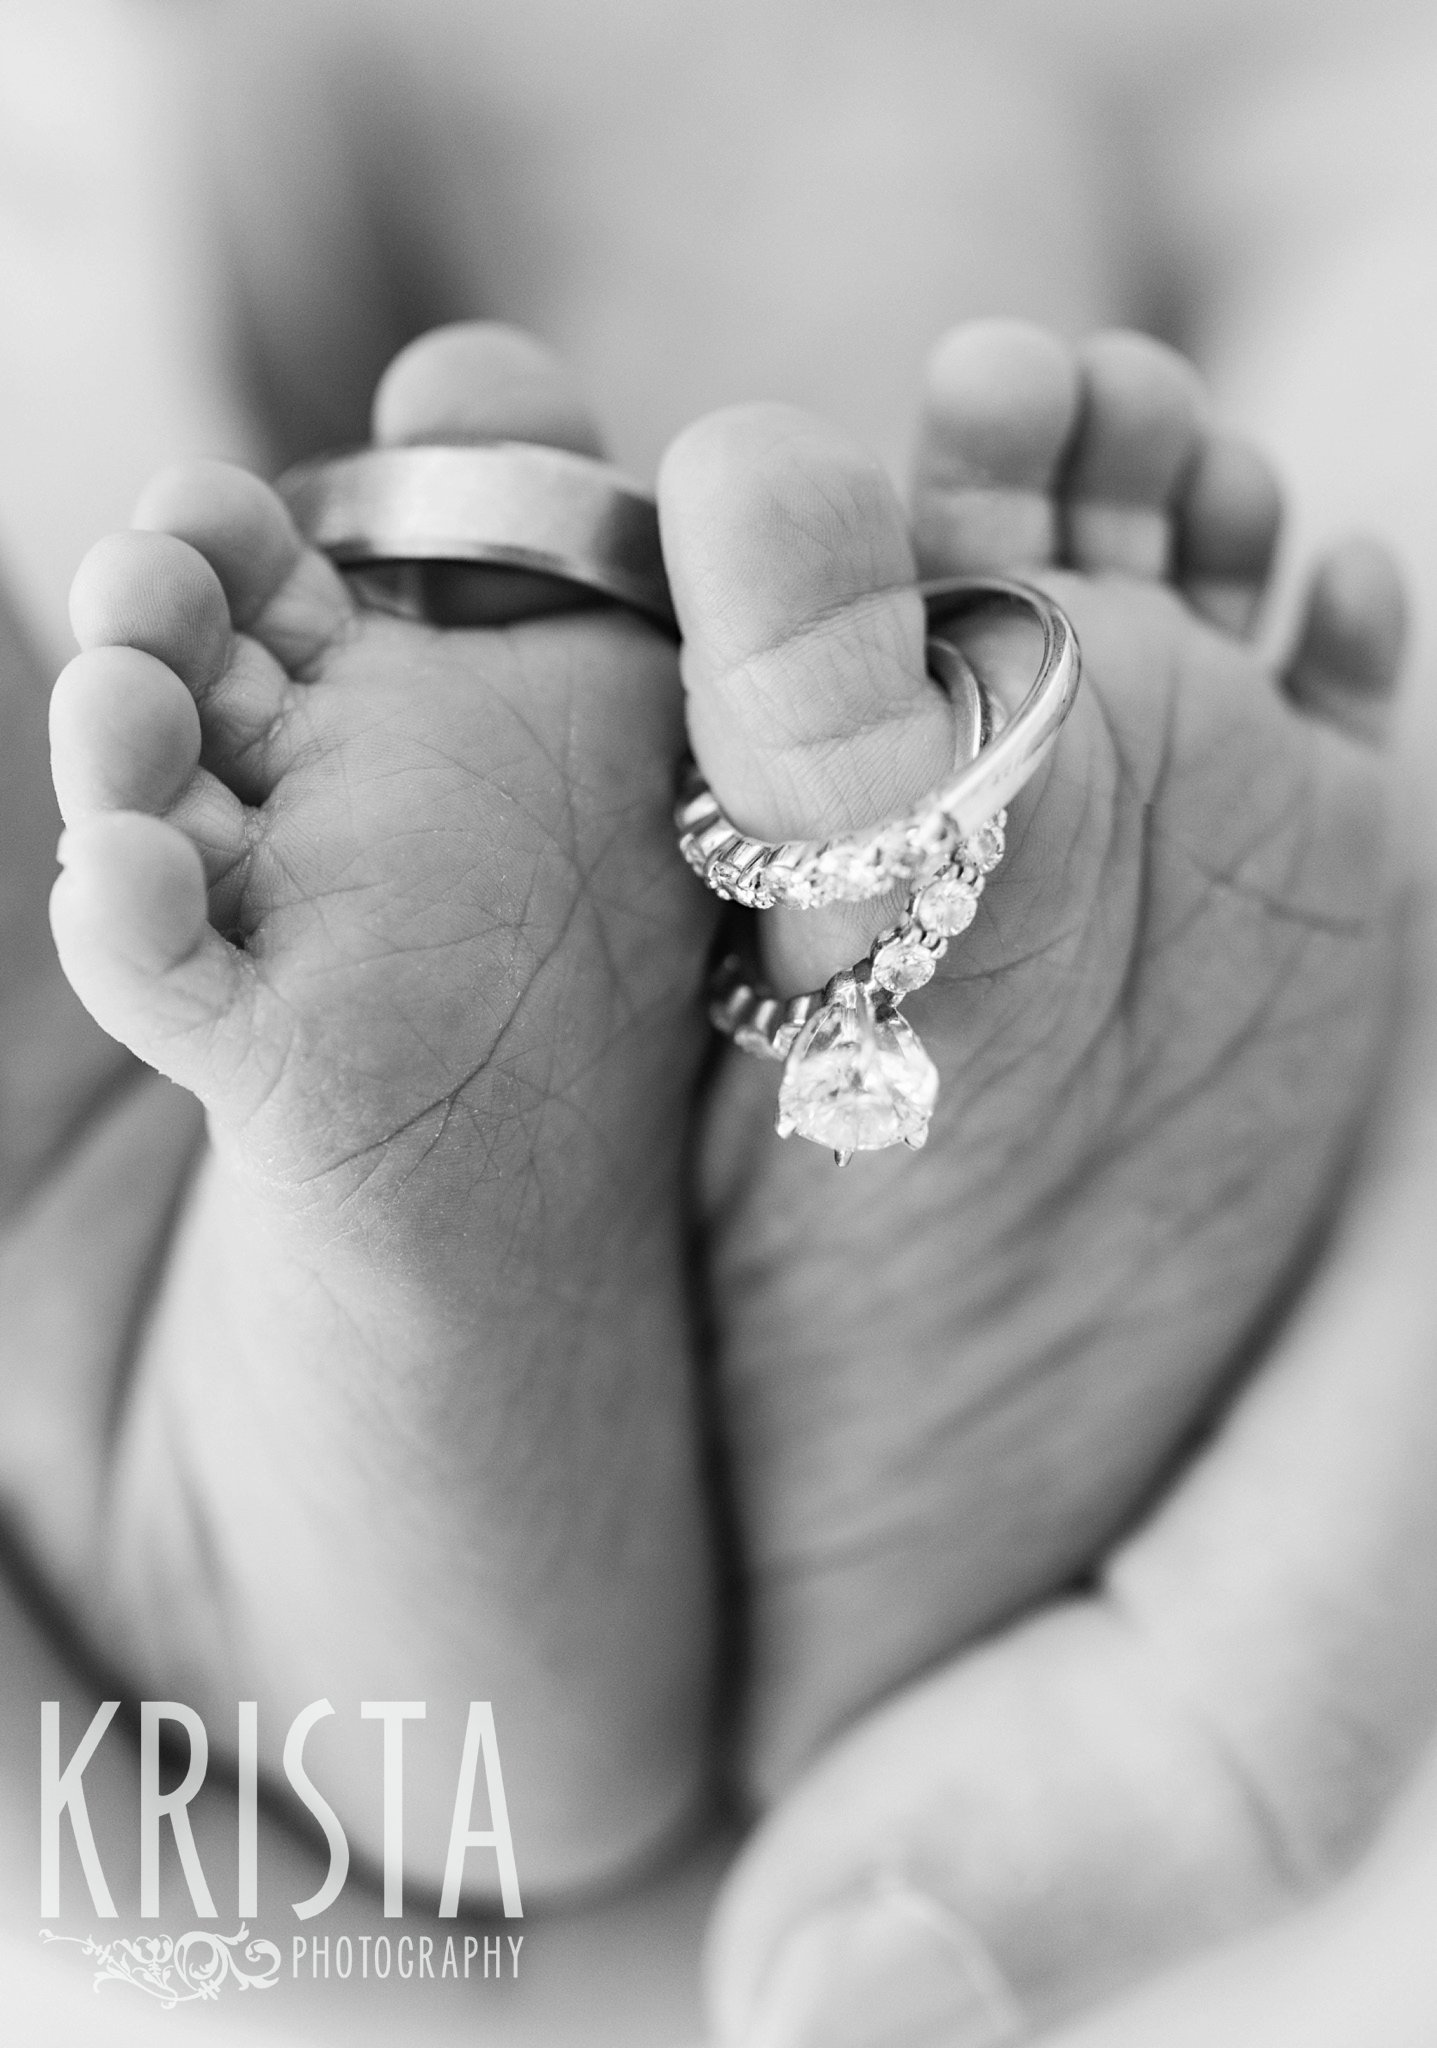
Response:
659,323,1401,1795
48,324,717,1893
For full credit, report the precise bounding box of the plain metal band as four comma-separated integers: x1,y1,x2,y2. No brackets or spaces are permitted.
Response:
926,635,990,767
278,442,677,633
919,575,1081,832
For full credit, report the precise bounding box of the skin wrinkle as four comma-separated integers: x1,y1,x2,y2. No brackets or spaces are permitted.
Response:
1168,790,1371,935
924,898,1127,1179
758,1234,1311,1677
305,881,672,1216
205,975,312,1141
1096,1571,1325,1902
717,732,1380,1619
863,1159,1205,1435
720,575,920,700
1019,966,1336,1293
1120,939,1286,1117
1070,628,1374,1116
761,1275,1147,1535
206,694,287,795
1118,958,1348,1159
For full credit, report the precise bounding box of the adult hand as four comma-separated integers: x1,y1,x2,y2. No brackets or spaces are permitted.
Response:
1044,1730,1437,2048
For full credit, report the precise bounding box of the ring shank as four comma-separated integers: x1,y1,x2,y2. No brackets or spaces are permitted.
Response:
919,576,1080,833
278,442,678,633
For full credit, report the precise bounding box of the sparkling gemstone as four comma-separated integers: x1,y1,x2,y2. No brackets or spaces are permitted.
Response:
910,811,960,873
816,839,889,898
913,871,981,937
870,927,941,996
738,875,776,910
776,981,938,1152
778,868,829,908
967,818,1006,874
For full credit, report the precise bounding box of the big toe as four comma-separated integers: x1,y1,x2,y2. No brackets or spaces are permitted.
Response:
660,404,952,994
373,320,606,455
367,321,617,626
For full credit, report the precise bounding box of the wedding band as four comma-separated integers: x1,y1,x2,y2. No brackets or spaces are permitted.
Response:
919,575,1079,825
278,442,677,632
679,577,1078,908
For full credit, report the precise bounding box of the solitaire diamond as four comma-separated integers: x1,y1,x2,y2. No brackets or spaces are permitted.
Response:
776,980,938,1153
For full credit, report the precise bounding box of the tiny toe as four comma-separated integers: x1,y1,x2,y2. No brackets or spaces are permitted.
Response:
134,460,353,677
1283,538,1407,744
51,644,252,911
373,321,606,455
661,403,950,993
372,322,612,626
70,530,232,694
50,647,201,825
1064,331,1207,578
912,319,1082,576
50,812,244,1086
1176,432,1283,635
71,525,298,805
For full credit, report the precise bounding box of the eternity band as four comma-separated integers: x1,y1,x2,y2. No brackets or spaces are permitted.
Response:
678,576,1079,910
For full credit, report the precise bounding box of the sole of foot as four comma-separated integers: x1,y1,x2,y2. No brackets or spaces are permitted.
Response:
659,320,1402,1796
47,322,718,1893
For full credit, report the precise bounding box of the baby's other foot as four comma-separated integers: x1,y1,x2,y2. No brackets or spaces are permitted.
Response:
48,325,717,1894
660,324,1401,1795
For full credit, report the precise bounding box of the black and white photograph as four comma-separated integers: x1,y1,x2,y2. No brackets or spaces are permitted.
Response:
4,2,1437,2042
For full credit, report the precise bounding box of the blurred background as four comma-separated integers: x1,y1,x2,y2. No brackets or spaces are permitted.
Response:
5,1,1437,2041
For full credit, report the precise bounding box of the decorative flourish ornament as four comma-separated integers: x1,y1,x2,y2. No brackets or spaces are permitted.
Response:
40,1927,282,2007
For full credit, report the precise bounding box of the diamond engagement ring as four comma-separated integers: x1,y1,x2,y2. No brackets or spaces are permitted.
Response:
278,442,678,632
693,577,1082,1163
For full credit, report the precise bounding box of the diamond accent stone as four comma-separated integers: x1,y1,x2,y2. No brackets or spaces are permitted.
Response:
776,980,938,1153
912,872,981,938
910,811,961,874
870,927,941,996
815,839,892,899
966,816,1006,874
779,867,832,909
